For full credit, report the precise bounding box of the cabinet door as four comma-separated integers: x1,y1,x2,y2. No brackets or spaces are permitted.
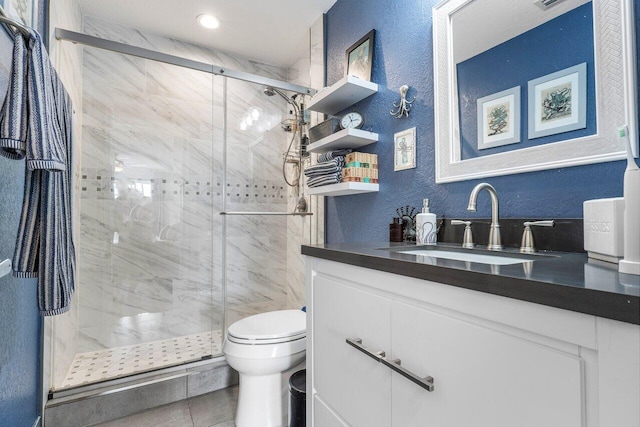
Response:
313,395,348,427
312,275,391,427
391,301,584,427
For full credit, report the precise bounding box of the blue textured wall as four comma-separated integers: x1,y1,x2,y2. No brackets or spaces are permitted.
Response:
325,0,636,244
0,21,42,427
458,3,596,160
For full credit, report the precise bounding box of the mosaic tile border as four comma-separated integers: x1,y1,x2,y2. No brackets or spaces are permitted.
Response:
80,168,287,204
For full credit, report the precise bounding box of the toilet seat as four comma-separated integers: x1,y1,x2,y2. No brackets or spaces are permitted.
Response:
227,331,306,345
227,309,306,345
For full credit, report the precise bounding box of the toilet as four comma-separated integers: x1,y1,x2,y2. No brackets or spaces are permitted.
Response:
223,309,306,427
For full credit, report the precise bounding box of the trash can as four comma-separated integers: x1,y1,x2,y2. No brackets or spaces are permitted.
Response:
289,369,306,427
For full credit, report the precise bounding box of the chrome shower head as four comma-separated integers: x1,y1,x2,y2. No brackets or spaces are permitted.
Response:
264,86,296,105
263,86,301,115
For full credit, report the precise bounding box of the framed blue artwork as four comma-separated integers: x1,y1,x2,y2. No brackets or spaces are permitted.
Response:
528,63,587,140
477,86,521,150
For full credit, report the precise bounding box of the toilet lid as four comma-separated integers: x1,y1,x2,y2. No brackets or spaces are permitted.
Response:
227,309,306,343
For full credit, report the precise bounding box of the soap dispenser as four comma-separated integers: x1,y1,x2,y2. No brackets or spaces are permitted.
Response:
416,199,437,245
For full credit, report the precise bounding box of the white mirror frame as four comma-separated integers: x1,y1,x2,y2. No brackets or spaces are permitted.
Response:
433,0,638,183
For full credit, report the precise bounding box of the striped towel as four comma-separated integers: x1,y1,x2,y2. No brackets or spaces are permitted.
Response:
0,31,76,316
0,33,28,160
317,149,352,163
304,156,345,178
307,172,342,188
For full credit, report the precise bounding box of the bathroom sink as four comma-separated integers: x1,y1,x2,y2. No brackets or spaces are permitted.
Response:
395,249,530,265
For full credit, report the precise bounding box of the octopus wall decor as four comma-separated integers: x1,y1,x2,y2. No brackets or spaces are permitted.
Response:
390,84,416,118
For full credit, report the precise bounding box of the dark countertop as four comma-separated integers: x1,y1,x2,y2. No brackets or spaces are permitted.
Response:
302,242,640,325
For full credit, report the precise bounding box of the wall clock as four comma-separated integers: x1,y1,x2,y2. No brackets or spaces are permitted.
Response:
340,111,364,130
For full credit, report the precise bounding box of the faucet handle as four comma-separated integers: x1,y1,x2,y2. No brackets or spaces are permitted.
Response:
520,220,555,253
451,220,475,249
524,220,555,228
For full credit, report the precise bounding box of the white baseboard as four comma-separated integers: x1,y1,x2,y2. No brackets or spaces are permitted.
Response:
32,416,42,427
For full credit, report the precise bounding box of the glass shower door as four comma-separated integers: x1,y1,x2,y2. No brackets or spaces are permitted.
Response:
222,77,295,328
52,45,223,390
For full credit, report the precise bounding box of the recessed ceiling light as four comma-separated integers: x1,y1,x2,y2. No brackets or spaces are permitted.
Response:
197,14,220,29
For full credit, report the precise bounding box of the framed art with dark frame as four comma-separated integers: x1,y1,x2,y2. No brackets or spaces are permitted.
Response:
345,29,375,81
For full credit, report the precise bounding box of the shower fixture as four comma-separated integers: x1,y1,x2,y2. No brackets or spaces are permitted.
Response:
295,196,308,213
264,86,301,131
263,86,295,105
262,86,277,97
263,86,310,189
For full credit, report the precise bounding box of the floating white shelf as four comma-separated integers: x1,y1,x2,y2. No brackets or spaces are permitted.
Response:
306,182,379,197
307,128,378,154
307,76,378,115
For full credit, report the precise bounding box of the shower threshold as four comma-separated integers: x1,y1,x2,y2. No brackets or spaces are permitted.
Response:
45,351,238,426
57,330,223,390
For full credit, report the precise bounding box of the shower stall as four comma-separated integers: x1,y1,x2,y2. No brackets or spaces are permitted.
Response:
48,18,322,393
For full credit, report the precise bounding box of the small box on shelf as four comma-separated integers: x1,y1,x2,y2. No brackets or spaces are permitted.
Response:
309,118,340,143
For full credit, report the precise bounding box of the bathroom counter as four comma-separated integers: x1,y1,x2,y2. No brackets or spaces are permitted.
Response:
301,242,640,324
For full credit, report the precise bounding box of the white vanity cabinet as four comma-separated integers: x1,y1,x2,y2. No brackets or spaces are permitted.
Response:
390,301,583,427
313,274,392,426
305,257,640,427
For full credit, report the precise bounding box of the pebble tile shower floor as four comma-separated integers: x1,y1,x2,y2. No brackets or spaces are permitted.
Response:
60,330,223,389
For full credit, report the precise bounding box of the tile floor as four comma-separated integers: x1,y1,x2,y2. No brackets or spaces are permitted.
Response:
61,330,223,389
92,385,238,427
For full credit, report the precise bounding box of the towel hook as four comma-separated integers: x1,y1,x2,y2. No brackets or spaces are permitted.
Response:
0,259,13,279
390,85,416,119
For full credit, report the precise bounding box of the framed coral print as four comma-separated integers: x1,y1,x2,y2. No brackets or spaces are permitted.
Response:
394,127,416,171
477,86,521,150
345,29,375,81
528,63,587,139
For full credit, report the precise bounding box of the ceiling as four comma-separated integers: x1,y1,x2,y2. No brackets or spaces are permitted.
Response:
78,0,337,68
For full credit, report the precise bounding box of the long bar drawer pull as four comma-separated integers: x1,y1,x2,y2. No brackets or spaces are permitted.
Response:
346,338,386,362
381,357,435,392
346,338,434,392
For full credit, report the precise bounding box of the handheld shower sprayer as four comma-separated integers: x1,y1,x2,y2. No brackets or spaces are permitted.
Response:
263,86,309,189
263,86,296,108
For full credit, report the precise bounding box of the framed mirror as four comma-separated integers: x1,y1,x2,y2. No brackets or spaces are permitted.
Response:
433,0,637,183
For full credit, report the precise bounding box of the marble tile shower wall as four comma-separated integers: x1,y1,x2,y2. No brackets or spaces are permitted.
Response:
285,16,326,310
75,17,297,360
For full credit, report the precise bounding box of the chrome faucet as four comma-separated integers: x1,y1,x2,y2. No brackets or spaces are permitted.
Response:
467,183,503,250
